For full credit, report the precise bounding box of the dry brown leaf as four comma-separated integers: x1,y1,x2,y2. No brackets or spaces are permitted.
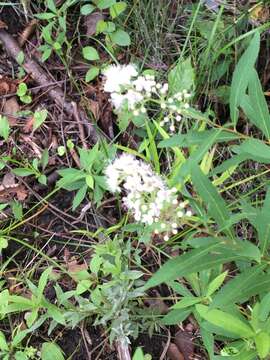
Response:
0,20,8,30
19,19,38,46
84,12,105,36
16,185,28,201
23,116,35,133
3,96,20,126
67,259,88,274
167,343,185,360
174,330,194,360
0,76,18,95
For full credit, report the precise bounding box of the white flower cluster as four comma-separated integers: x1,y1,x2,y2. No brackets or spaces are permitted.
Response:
103,64,191,132
105,153,192,241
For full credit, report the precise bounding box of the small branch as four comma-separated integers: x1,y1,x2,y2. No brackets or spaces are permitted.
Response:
72,101,88,149
0,29,99,143
116,339,131,360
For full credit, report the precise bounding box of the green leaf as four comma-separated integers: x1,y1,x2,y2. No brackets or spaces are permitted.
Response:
158,129,239,148
232,139,270,164
85,66,100,82
72,184,88,211
240,70,270,139
41,342,64,360
211,265,267,309
168,57,195,95
16,51,24,65
17,83,27,96
161,309,191,325
206,271,228,297
47,0,57,13
97,0,116,9
255,332,270,359
0,331,8,352
81,4,95,15
35,12,56,20
0,237,8,251
0,116,10,141
132,348,144,360
86,174,94,189
110,29,131,46
259,293,270,322
230,31,260,126
11,201,23,220
191,165,232,234
110,2,127,18
82,46,100,61
196,305,254,338
12,168,35,176
172,296,202,309
253,187,270,255
38,267,52,297
33,109,48,130
145,241,258,289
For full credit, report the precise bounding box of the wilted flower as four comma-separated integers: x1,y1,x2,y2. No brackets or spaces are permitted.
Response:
105,153,191,241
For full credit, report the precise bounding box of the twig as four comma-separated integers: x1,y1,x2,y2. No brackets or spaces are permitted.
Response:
72,101,88,149
0,29,99,143
116,339,131,360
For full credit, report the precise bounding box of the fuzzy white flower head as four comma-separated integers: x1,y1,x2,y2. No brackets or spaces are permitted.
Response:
103,64,138,93
105,154,192,241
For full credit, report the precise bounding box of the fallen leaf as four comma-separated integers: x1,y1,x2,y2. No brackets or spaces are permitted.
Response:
67,259,88,273
0,20,8,29
23,116,35,133
84,12,105,36
0,76,18,95
2,172,17,188
167,343,185,360
174,330,194,360
3,96,20,126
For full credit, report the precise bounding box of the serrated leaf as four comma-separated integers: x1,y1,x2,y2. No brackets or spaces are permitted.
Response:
196,305,254,338
230,31,260,125
168,57,195,95
83,46,100,61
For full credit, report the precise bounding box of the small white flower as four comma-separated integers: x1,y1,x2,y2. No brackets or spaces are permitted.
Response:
161,223,166,229
172,199,178,205
164,116,170,123
161,102,166,109
133,110,139,116
164,235,169,241
176,115,182,121
172,223,178,228
160,83,168,94
103,64,138,93
172,229,178,235
184,103,190,109
168,98,174,103
177,210,183,217
141,107,146,113
170,125,175,132
186,210,192,217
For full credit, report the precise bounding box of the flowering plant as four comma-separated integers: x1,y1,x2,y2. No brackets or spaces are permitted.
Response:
102,64,192,133
105,153,192,241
